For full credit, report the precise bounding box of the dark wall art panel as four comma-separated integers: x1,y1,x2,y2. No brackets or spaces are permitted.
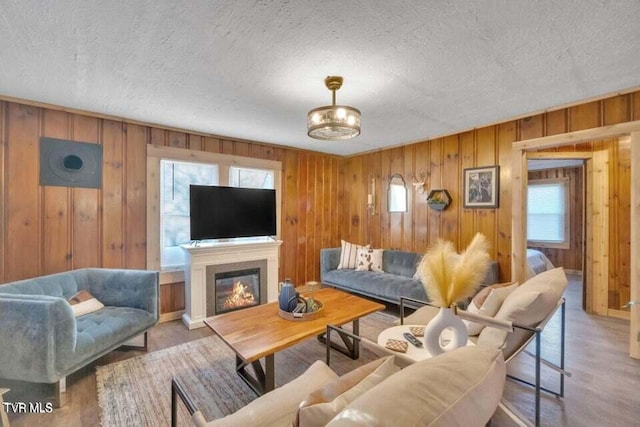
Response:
40,137,103,188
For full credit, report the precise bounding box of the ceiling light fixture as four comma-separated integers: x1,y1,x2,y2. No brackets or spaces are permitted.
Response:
307,76,361,140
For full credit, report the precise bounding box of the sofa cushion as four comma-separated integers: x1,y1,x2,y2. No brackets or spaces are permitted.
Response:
0,270,85,299
382,250,421,277
477,267,567,357
71,306,155,367
200,360,338,427
295,356,398,427
323,269,428,302
326,346,505,426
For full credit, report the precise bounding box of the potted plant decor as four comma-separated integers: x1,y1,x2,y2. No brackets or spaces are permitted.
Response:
416,233,491,355
426,189,452,211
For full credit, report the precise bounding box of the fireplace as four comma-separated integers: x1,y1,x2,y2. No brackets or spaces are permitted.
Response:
214,268,260,314
205,259,269,317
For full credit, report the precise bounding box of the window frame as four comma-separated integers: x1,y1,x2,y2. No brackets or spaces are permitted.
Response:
526,177,571,250
160,159,220,269
229,165,275,189
147,145,282,284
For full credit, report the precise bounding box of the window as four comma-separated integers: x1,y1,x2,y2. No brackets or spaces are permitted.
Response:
161,160,218,268
229,166,274,189
527,179,570,248
148,145,282,275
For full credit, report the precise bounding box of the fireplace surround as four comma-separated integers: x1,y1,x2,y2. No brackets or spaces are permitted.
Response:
181,239,282,329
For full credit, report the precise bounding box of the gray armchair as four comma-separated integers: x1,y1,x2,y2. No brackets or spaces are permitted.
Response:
0,268,159,407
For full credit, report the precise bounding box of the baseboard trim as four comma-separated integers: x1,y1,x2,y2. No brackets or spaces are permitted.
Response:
607,309,630,321
565,269,583,275
160,310,185,323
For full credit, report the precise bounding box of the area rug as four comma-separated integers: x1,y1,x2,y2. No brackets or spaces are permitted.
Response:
96,311,396,426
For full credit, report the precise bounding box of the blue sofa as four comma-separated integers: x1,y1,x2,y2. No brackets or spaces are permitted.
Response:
320,248,499,305
0,268,158,405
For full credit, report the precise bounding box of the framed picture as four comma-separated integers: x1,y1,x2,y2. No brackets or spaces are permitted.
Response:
463,166,499,208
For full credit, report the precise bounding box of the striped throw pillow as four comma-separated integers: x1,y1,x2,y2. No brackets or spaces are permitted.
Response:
337,240,368,269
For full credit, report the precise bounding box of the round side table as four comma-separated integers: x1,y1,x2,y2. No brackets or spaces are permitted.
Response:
377,325,474,362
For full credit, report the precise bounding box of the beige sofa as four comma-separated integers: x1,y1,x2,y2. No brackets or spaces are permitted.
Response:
173,346,505,427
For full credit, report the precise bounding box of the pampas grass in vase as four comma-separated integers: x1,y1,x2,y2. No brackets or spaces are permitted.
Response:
417,233,491,355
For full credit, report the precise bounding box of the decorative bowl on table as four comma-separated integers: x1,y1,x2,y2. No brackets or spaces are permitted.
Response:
278,300,324,322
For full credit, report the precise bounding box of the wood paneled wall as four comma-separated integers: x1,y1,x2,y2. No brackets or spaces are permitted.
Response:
340,124,515,282
527,167,584,271
0,100,340,315
1,90,638,314
341,91,638,310
0,103,148,280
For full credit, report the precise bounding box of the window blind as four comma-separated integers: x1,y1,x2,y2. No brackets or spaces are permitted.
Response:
527,182,566,242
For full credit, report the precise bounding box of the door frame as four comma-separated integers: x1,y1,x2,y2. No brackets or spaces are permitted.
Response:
525,152,602,313
510,120,640,358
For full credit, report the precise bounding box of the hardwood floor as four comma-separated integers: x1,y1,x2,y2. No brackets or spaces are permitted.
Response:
4,273,640,426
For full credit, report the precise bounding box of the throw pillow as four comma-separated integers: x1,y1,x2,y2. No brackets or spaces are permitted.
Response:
337,240,368,269
355,248,383,272
208,360,338,427
464,282,518,336
294,356,398,427
477,267,567,356
67,290,104,317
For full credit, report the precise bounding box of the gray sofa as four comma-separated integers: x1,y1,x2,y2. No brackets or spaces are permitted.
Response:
0,268,159,405
320,248,499,304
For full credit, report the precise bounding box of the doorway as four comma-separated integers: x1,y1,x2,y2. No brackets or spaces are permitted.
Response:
526,157,587,309
511,126,640,358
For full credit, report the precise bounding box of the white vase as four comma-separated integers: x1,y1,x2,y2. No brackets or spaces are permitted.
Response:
423,307,468,356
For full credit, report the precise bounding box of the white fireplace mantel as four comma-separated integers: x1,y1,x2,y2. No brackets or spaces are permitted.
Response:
181,239,282,329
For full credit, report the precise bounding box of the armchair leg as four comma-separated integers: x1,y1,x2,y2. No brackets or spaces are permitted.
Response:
53,377,66,408
560,297,566,397
171,380,178,427
534,331,541,427
119,331,149,351
172,378,198,427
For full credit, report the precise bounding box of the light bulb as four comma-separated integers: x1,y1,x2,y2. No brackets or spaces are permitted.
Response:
347,115,356,125
336,108,346,119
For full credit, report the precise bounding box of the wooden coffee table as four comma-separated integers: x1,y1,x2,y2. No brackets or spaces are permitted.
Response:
204,287,384,395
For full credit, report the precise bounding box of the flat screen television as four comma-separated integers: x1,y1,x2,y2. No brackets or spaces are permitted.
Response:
189,185,276,240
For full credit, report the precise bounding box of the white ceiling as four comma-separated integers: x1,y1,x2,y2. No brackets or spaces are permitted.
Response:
1,1,639,156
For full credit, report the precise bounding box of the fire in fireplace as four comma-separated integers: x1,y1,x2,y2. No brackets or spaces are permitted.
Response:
215,268,260,314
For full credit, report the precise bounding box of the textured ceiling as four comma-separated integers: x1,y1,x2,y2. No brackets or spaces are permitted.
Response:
1,1,639,156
